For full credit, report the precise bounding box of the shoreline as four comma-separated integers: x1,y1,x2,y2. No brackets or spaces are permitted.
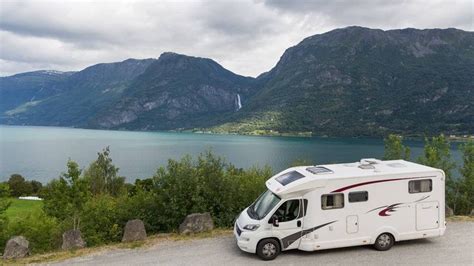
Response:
1,124,473,141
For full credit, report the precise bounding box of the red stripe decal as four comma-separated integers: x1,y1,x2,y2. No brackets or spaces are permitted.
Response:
331,177,415,193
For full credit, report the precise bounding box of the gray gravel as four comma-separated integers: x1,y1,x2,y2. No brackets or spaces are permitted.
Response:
51,222,473,266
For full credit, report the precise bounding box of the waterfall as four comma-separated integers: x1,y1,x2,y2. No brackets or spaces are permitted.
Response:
236,94,242,111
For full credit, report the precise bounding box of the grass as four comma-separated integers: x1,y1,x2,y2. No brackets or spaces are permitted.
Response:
5,229,233,265
4,198,43,220
5,217,474,264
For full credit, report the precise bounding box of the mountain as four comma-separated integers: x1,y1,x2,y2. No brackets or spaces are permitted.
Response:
91,53,255,130
0,53,255,130
0,70,73,113
214,27,474,136
1,27,473,136
1,58,156,126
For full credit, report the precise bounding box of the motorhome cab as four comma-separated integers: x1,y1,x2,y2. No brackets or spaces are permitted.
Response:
234,159,446,260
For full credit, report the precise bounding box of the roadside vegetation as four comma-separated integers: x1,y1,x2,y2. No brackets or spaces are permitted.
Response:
0,135,473,258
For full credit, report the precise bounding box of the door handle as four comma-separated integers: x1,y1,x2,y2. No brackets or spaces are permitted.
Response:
297,220,302,227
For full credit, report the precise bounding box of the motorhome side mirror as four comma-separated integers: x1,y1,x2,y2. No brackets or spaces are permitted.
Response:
271,215,279,227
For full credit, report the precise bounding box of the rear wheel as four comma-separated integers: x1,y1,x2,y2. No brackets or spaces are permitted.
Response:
374,233,394,251
256,238,280,260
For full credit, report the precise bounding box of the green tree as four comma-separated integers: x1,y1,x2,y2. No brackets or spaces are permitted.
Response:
7,174,33,197
383,134,410,160
43,160,90,229
417,135,456,210
418,135,455,178
84,147,125,197
456,141,474,214
0,182,11,198
30,180,43,195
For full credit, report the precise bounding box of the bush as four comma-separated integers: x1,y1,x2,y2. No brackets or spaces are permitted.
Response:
0,198,11,252
154,150,271,230
117,190,160,233
80,195,121,246
6,211,61,253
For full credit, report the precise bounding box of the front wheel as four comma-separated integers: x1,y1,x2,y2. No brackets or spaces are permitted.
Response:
374,233,394,251
256,238,280,260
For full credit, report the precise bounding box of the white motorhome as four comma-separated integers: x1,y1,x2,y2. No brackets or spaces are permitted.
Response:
234,159,446,260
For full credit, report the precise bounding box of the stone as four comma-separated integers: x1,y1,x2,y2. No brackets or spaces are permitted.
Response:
445,205,454,217
470,209,474,216
179,212,214,234
3,236,30,259
122,219,147,242
62,229,86,250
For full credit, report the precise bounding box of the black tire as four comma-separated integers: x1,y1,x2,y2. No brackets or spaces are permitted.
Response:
373,233,394,251
256,238,281,260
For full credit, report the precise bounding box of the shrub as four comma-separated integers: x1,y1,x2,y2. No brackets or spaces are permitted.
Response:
80,195,121,246
153,150,271,230
117,190,160,233
6,211,61,253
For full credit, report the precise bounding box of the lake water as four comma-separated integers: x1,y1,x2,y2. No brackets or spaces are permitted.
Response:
0,125,463,183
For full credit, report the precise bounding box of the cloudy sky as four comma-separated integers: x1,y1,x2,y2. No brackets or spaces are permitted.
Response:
0,0,472,77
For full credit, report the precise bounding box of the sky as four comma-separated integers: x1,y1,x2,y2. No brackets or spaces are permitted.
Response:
0,0,473,77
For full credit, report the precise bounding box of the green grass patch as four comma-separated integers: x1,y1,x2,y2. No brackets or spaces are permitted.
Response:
5,198,44,220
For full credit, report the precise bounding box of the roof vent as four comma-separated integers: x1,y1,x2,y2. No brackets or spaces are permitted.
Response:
387,162,407,168
306,166,334,175
358,164,375,170
360,158,381,165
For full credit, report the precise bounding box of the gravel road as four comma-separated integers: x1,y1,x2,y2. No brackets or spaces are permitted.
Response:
51,222,473,265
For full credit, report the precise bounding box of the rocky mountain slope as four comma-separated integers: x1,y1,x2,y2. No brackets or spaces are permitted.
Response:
91,53,255,130
1,27,473,136
215,27,474,136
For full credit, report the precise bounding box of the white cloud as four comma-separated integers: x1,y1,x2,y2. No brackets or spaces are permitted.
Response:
0,0,472,77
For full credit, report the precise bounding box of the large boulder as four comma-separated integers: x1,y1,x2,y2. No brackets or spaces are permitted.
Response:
445,205,454,217
122,219,147,242
3,236,30,259
179,212,214,234
62,229,86,250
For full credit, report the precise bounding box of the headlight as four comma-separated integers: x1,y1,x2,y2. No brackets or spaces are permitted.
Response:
243,224,260,231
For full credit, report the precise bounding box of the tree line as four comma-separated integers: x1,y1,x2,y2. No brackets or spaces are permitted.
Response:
383,134,473,215
0,136,473,255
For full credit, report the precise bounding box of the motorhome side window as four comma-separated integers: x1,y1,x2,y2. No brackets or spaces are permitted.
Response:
409,179,432,193
321,193,344,210
273,200,300,222
349,191,368,203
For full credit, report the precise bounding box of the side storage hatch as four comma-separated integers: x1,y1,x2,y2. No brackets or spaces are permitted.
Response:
416,201,439,230
346,215,359,234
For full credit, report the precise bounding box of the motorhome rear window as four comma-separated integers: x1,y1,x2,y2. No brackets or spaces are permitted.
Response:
349,191,368,202
409,179,432,193
275,171,305,186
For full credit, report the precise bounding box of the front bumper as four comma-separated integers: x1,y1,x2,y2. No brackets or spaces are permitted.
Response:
234,222,257,254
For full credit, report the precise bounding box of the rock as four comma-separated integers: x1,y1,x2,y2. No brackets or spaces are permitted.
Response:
445,205,454,217
62,229,86,250
3,236,30,259
122,219,147,242
470,209,474,216
179,212,214,234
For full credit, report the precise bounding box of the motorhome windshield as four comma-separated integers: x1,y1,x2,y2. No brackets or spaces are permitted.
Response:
248,190,280,220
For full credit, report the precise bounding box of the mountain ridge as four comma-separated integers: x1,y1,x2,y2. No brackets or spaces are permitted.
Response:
1,26,473,136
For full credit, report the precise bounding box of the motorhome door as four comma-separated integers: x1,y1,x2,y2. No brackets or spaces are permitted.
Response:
270,198,304,250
